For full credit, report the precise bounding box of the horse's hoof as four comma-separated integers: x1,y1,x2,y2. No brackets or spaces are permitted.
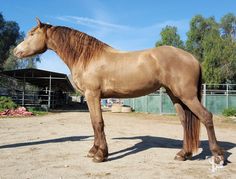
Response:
92,156,107,163
87,152,95,158
87,145,98,158
212,147,225,165
174,155,186,161
214,155,224,165
174,150,192,161
92,148,108,163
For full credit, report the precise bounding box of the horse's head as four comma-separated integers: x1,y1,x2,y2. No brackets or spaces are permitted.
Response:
14,18,49,58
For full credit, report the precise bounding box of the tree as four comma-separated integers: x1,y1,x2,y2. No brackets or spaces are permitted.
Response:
0,13,40,71
155,25,184,49
0,13,20,70
220,13,236,40
218,37,236,83
186,15,218,62
202,26,236,84
202,29,224,84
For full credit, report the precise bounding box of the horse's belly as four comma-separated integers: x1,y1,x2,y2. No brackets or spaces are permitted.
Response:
101,80,161,98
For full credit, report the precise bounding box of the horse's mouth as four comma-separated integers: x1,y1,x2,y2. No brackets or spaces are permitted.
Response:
15,52,23,58
13,49,25,59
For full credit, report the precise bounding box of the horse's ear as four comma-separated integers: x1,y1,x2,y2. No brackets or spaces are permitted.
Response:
36,17,42,28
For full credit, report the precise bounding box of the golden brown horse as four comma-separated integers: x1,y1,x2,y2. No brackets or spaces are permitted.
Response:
14,18,224,163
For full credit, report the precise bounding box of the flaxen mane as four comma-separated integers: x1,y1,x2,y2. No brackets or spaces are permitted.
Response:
48,25,110,68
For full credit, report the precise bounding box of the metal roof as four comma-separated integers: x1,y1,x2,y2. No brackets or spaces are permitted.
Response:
1,68,75,92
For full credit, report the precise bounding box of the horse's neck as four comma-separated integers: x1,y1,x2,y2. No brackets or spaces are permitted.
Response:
46,27,74,71
46,26,116,73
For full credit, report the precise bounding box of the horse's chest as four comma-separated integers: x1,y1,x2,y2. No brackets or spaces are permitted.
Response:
72,76,85,95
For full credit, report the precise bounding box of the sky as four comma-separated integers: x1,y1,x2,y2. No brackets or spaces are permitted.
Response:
1,0,235,74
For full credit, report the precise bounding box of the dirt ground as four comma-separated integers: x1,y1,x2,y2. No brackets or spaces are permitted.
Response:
0,112,235,179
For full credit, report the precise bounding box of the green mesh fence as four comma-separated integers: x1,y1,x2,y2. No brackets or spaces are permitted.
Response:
123,89,236,115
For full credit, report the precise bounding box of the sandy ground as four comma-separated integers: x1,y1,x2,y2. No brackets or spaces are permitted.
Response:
0,112,235,179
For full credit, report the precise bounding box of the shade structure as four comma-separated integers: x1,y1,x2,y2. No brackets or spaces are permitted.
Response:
1,68,76,108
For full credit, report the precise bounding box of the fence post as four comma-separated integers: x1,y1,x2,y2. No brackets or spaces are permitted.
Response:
22,74,25,106
159,88,163,114
48,74,52,109
203,84,206,107
132,98,135,110
226,84,229,109
146,95,148,113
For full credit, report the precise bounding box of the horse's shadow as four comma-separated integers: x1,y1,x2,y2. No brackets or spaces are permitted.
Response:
0,135,234,165
109,135,235,165
0,135,92,149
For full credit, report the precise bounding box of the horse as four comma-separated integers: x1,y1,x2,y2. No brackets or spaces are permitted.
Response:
14,18,224,163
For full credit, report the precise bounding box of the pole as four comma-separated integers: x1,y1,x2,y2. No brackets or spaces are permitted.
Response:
22,74,25,106
132,98,135,110
203,84,206,107
159,88,163,114
48,74,52,109
226,84,229,109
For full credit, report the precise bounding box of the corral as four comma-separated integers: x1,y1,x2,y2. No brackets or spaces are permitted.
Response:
0,112,235,178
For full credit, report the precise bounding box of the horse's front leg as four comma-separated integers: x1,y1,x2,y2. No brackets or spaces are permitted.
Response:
85,90,108,162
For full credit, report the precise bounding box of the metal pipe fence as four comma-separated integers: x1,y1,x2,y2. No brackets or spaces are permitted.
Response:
0,88,70,109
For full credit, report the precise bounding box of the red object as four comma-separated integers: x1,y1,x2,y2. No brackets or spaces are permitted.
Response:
0,107,33,117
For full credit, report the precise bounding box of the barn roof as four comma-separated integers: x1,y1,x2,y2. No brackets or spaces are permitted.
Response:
1,68,75,92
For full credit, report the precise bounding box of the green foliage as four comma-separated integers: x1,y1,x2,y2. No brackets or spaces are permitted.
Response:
0,12,41,71
3,46,18,70
27,107,48,116
155,25,185,49
0,96,17,111
202,29,224,84
186,15,218,62
201,22,236,84
0,13,20,70
222,107,236,117
220,13,236,39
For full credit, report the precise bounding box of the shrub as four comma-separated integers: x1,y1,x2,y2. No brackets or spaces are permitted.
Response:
27,107,48,116
222,107,236,117
0,96,17,111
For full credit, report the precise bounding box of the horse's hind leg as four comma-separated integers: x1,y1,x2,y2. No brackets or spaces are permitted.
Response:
182,97,224,164
167,90,193,161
